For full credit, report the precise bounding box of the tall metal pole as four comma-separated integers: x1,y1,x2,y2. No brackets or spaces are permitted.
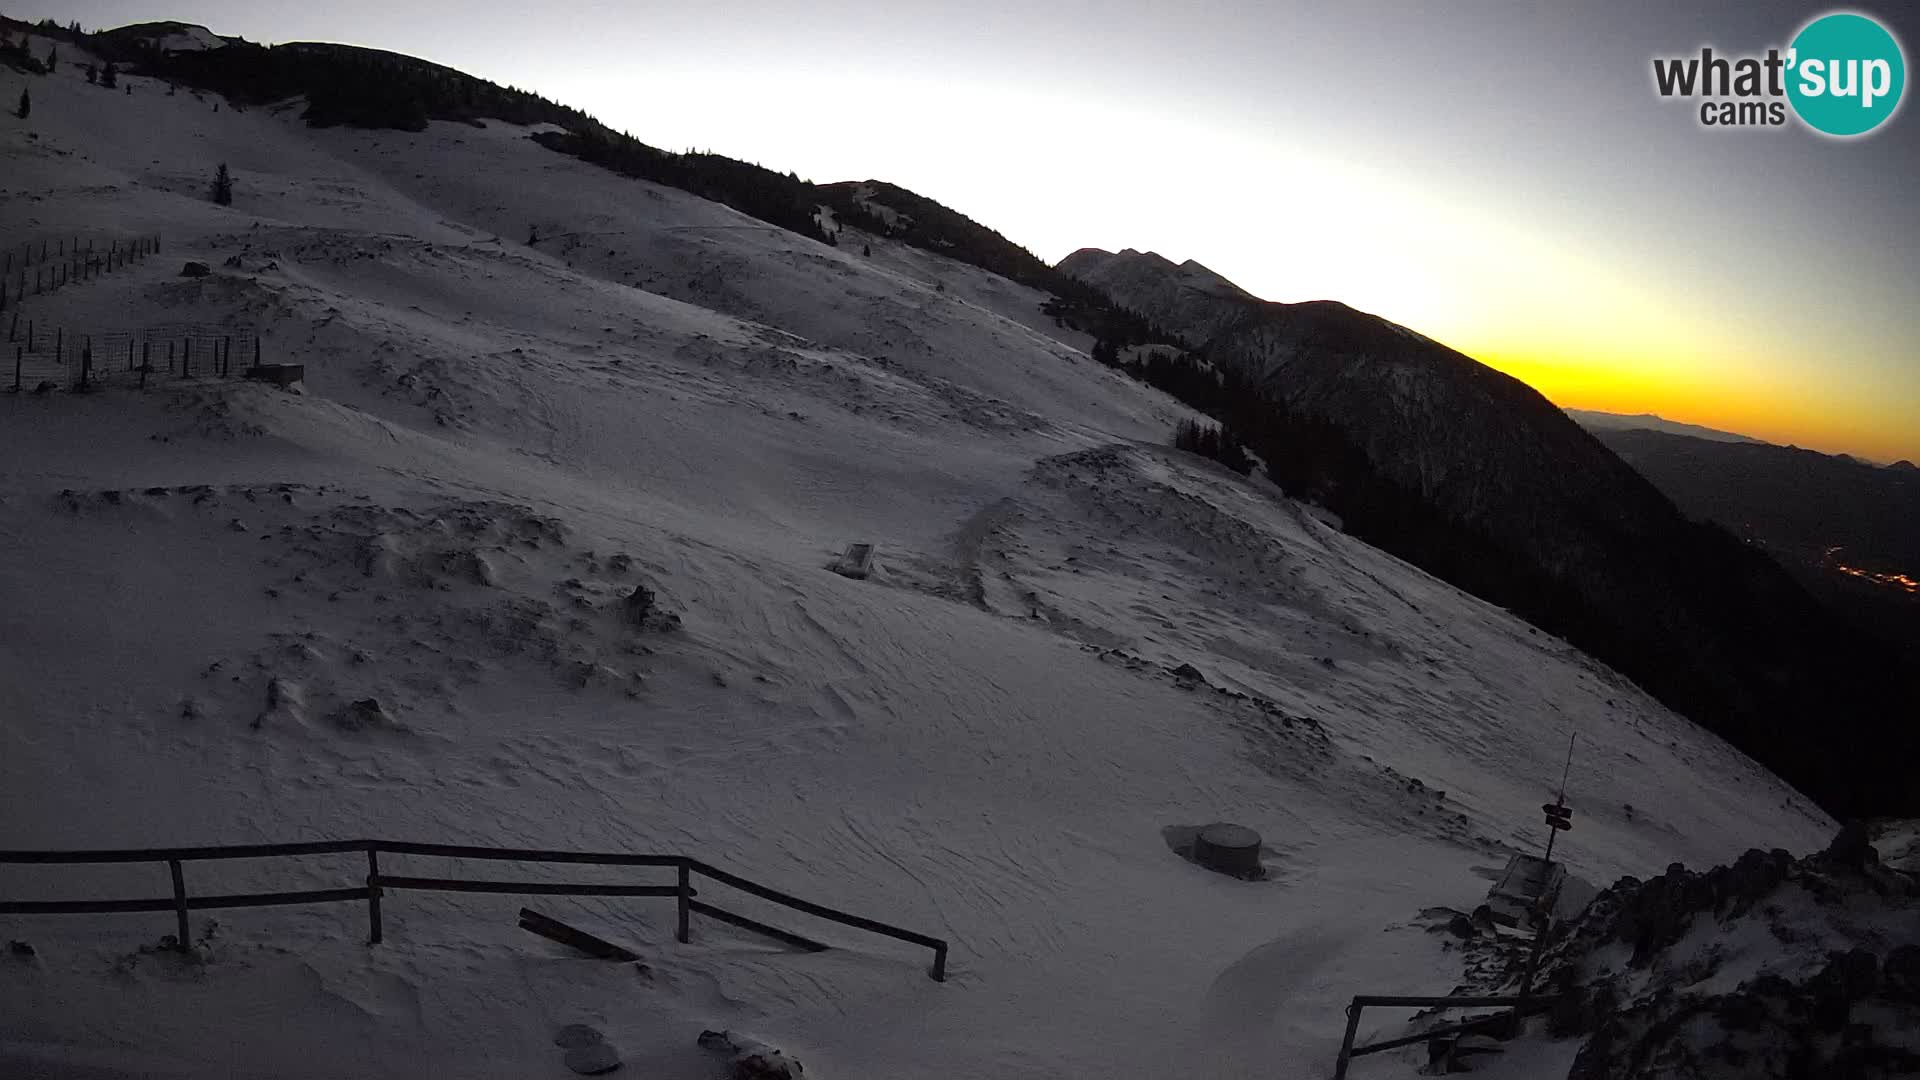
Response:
1541,731,1575,865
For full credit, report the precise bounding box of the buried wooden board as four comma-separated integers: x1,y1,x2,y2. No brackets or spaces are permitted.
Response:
518,907,641,961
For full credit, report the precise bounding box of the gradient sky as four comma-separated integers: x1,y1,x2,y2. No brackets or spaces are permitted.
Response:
24,1,1920,461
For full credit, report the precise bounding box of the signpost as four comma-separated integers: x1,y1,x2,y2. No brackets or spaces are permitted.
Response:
1540,734,1576,865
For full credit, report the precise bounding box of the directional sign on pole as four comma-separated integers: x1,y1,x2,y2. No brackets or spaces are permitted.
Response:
1543,802,1573,831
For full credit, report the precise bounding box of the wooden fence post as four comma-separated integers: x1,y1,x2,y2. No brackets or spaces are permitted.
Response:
676,862,691,943
366,847,384,944
12,346,20,393
167,859,191,951
140,341,149,389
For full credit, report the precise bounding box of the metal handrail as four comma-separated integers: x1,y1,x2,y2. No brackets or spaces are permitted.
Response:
1331,994,1548,1078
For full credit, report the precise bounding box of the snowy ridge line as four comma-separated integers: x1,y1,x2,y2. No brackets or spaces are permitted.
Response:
0,838,951,981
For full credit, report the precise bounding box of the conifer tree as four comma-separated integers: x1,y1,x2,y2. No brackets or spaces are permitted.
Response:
211,163,233,206
85,62,96,84
100,62,117,89
46,46,56,72
15,87,28,120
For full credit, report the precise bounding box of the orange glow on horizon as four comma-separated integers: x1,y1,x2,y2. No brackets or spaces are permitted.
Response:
1467,346,1915,465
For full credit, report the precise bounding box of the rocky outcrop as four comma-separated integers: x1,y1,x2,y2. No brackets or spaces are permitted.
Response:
1534,828,1920,1078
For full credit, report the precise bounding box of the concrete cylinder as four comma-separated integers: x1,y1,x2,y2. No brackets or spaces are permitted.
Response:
1195,823,1262,878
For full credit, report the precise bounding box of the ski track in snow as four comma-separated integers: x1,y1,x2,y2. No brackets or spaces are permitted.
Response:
0,41,1834,1079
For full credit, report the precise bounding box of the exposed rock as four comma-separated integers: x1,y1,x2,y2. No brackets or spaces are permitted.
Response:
621,584,680,631
332,697,395,731
622,585,655,624
180,261,210,277
1528,826,1920,1079
698,1030,804,1079
251,676,304,729
1806,948,1878,1031
1883,945,1920,1004
1821,820,1879,871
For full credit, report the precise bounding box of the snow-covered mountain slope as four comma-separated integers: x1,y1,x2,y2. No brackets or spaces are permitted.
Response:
0,39,1832,1079
1056,247,1916,823
1059,246,1259,344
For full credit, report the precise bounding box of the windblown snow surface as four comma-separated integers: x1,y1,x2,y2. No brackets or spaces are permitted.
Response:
0,44,1832,1079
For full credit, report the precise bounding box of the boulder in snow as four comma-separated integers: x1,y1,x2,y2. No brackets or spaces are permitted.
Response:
698,1030,804,1079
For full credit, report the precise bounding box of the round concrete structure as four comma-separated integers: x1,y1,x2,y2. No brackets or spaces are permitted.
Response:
1194,822,1263,878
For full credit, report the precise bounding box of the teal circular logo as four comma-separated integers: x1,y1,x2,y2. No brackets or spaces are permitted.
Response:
1787,12,1906,136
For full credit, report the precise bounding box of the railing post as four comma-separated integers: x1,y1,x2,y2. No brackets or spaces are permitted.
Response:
931,941,947,983
676,861,690,943
167,859,191,951
366,846,383,944
1332,998,1363,1080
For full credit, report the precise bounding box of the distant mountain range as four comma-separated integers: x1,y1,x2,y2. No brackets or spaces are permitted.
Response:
1063,247,1916,817
1590,427,1920,651
1569,410,1917,471
1565,409,1765,446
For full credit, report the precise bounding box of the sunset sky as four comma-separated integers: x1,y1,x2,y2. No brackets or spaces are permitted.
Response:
31,1,1920,462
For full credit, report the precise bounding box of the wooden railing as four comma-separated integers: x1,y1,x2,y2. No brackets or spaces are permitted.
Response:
0,839,948,981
